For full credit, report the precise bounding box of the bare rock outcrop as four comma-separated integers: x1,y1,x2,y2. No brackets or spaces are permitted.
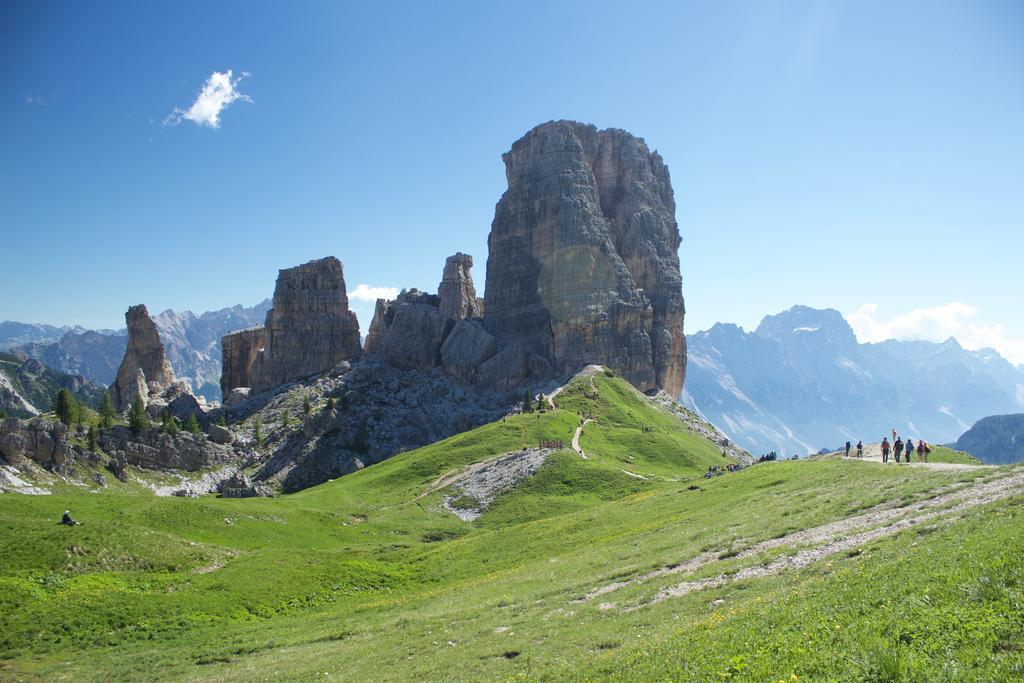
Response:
482,120,686,396
99,426,236,472
220,327,265,398
364,290,451,371
438,253,482,320
0,417,71,469
109,305,178,411
220,257,362,395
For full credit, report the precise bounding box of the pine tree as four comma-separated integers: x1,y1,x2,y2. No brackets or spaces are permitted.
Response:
217,414,227,427
54,388,76,425
253,418,263,447
326,397,337,411
282,411,292,427
128,397,149,435
522,389,533,413
303,395,312,415
87,425,98,450
99,392,116,429
161,412,179,435
186,413,201,434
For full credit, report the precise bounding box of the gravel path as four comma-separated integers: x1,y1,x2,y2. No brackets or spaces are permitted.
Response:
577,466,1024,610
572,419,593,459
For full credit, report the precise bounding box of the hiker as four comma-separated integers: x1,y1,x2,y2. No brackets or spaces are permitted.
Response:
845,440,851,458
892,427,897,442
921,440,931,463
881,437,890,463
60,510,79,526
894,437,904,463
905,438,914,463
856,440,864,458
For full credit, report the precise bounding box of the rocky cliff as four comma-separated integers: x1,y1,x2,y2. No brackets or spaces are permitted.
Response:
109,305,177,411
483,120,686,396
220,327,266,398
221,258,362,395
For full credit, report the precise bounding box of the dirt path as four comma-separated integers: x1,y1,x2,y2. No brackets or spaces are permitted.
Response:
546,364,604,409
845,443,989,471
572,419,593,459
576,466,1024,609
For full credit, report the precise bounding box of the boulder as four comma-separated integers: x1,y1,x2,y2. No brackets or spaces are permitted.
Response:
207,424,233,445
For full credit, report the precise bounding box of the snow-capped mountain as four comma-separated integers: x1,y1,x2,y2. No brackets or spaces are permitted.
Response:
683,305,1024,456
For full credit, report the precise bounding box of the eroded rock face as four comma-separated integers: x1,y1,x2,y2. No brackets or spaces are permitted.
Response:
110,305,177,411
372,291,450,371
221,258,362,395
483,120,686,396
0,417,71,468
220,327,265,397
438,253,482,320
99,426,235,472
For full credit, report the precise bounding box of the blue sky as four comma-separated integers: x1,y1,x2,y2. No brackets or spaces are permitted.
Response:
2,1,1022,361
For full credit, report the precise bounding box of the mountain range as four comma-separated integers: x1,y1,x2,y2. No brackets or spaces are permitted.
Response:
2,300,270,402
682,305,1024,456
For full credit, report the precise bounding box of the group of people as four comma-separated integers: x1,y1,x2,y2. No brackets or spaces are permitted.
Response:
880,432,931,463
704,463,743,478
842,429,932,463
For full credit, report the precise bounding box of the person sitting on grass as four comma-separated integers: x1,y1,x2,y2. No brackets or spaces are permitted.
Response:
60,510,79,526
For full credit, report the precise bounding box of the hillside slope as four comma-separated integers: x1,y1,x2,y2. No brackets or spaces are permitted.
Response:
956,413,1024,465
2,372,1022,681
0,351,105,418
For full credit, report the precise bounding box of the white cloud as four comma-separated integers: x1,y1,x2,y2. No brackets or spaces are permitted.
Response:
25,95,43,105
164,70,251,128
847,302,1024,365
348,284,399,303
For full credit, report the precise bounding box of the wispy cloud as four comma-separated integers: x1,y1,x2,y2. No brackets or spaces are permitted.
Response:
164,70,251,128
349,284,399,303
847,302,1024,365
24,95,43,105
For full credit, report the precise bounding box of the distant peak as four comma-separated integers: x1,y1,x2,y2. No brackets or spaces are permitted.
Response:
754,305,854,342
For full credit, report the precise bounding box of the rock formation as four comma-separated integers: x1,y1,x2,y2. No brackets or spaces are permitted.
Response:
109,305,177,411
438,252,483,320
220,327,265,398
363,254,500,381
482,120,686,396
220,257,362,395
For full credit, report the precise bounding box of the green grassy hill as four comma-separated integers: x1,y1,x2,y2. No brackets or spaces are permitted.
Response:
2,371,1022,681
